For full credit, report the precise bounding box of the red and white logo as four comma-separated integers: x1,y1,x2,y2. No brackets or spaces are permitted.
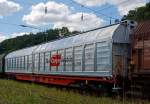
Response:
50,54,61,66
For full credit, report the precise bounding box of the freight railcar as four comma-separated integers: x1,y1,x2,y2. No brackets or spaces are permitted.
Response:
131,21,150,74
130,21,150,95
124,20,150,98
4,20,136,90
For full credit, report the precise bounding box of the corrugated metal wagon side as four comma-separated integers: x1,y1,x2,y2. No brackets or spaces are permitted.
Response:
131,21,150,74
129,20,150,97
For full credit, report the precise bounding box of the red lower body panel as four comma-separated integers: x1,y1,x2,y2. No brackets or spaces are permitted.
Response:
6,72,114,86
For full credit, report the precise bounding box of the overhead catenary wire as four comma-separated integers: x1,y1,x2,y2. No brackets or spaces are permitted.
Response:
14,0,146,21
0,21,42,30
13,0,123,26
94,0,131,12
68,0,147,24
69,0,118,20
1,0,145,33
107,0,148,16
44,0,48,14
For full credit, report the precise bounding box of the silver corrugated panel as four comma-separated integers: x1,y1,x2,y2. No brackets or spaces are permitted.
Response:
50,50,57,72
84,44,95,72
96,41,112,72
57,49,65,72
28,55,32,72
39,53,44,72
65,48,73,72
34,53,39,72
74,45,83,72
24,56,28,71
44,52,51,72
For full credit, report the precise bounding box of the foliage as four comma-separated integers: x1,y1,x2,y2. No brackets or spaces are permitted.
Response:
123,2,150,22
0,27,77,54
0,79,149,104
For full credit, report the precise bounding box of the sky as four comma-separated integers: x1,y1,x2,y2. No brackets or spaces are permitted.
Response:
0,0,148,42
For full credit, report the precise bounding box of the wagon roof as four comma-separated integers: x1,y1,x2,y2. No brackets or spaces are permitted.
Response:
5,23,130,58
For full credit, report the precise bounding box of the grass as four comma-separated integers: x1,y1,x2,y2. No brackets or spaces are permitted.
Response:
0,79,149,104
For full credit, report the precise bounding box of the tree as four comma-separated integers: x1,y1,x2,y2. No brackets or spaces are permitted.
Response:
123,2,150,22
0,27,74,54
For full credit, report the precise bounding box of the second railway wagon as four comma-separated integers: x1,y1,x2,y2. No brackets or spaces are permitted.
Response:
4,20,136,90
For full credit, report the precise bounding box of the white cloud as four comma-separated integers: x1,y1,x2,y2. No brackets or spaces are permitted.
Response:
23,1,104,31
0,0,22,17
117,0,146,15
74,0,147,15
53,12,103,31
0,33,7,42
0,32,29,43
23,2,70,26
10,32,29,38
